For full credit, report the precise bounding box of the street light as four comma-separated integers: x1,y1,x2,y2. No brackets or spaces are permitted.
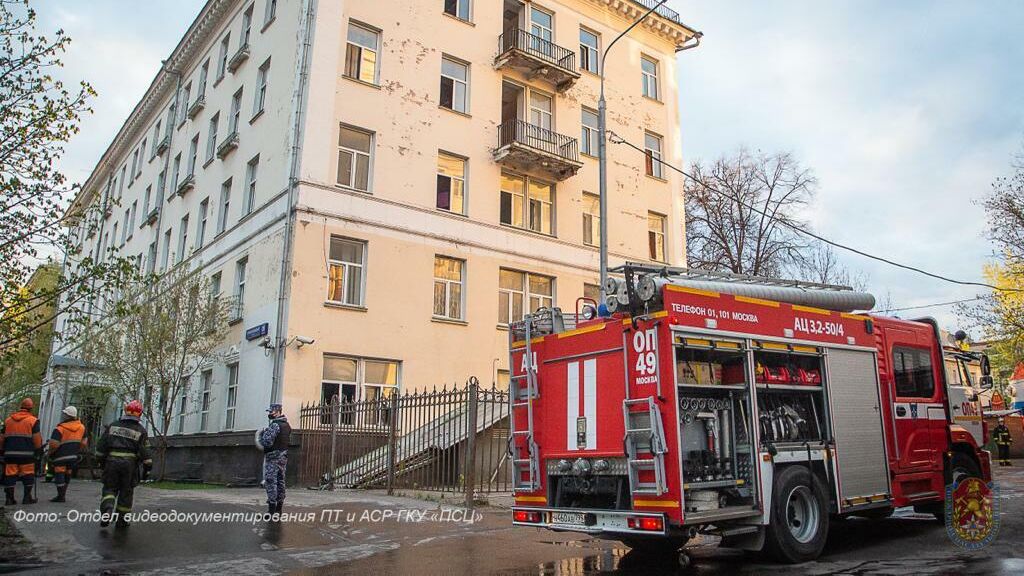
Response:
597,0,670,312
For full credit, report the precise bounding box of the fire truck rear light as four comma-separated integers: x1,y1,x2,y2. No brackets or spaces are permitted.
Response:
514,510,541,523
626,516,663,531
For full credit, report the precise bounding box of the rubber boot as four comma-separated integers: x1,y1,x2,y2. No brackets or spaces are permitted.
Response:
266,502,276,521
3,487,15,506
22,484,37,505
50,485,67,503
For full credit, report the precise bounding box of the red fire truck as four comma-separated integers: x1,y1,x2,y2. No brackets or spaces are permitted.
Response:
509,264,992,563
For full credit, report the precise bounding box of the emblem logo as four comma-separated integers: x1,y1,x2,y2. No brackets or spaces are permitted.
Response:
945,476,999,550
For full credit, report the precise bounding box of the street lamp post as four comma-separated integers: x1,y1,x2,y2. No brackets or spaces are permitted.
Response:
598,0,670,311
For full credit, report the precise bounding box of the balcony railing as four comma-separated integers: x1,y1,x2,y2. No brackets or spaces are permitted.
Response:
227,44,250,73
187,96,206,119
495,29,579,92
216,131,239,159
495,119,581,181
630,0,686,26
175,173,195,196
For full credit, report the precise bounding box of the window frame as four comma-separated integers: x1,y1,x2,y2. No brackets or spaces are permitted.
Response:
443,0,472,22
199,369,213,432
500,172,555,236
580,107,599,157
197,197,209,248
224,363,239,430
436,151,467,215
433,255,465,321
321,355,401,427
230,87,243,134
893,346,937,399
439,55,470,114
327,236,368,307
641,55,660,100
206,112,220,163
582,192,600,247
498,268,554,326
254,58,270,116
648,211,666,262
344,21,381,85
644,131,664,179
579,27,600,74
244,154,259,215
218,178,232,235
336,124,374,192
217,33,231,81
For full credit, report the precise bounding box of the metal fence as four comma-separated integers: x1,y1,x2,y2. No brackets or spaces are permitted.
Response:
498,119,580,165
499,28,577,73
297,378,510,502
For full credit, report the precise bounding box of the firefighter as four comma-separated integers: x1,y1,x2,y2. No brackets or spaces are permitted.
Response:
994,417,1013,467
258,403,290,518
48,406,87,503
95,400,152,528
1,398,43,505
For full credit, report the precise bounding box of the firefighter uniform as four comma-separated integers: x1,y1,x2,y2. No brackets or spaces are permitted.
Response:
258,404,291,516
1,399,43,505
95,404,152,527
994,421,1013,466
48,407,87,502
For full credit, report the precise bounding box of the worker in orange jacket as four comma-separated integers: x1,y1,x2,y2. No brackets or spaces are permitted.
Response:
1,398,43,505
48,406,87,503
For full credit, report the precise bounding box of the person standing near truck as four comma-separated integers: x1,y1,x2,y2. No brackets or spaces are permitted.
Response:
994,417,1013,466
48,406,87,502
1,398,43,505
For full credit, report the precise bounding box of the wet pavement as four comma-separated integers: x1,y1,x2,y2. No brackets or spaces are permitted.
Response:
3,462,1023,575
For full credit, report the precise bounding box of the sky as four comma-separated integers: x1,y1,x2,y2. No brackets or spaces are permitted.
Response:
34,0,1024,332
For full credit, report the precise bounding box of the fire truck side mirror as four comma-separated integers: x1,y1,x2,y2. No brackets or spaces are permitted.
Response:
980,354,992,377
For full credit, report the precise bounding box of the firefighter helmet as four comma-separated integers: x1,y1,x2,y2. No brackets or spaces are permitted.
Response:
125,400,143,417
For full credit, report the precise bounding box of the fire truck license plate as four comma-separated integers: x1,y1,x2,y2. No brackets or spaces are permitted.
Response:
550,512,586,526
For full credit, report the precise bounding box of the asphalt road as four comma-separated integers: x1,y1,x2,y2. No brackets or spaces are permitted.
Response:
2,462,1022,575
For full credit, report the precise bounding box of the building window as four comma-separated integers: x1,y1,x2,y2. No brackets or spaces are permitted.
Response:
500,173,553,235
218,178,231,234
322,356,400,425
580,27,599,74
581,107,599,157
130,149,140,180
129,200,137,235
327,237,366,306
433,256,464,320
199,370,212,432
230,88,243,134
198,60,210,96
151,121,161,157
648,212,666,262
529,91,553,131
337,125,372,191
161,228,172,270
436,152,466,214
439,56,468,113
530,6,554,43
157,169,166,197
498,269,553,325
254,58,270,115
198,198,209,248
177,215,189,263
244,155,259,215
138,139,147,171
444,0,471,21
641,55,659,100
893,347,936,398
187,134,199,175
241,4,253,47
171,153,181,194
345,23,379,85
582,192,600,247
225,363,239,430
264,0,277,26
177,380,188,434
206,113,220,163
644,132,664,179
146,241,157,275
233,257,247,319
120,211,129,245
217,34,231,80
179,84,191,126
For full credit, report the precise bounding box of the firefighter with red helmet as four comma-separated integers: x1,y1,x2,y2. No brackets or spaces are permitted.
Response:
994,417,1013,466
95,400,152,527
1,398,43,505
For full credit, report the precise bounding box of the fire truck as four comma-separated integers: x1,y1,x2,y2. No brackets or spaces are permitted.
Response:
509,264,993,563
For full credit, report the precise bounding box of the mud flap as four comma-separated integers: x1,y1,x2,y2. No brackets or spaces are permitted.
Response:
719,525,766,552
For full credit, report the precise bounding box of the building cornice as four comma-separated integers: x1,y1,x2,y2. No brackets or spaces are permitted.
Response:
597,0,701,46
66,0,239,219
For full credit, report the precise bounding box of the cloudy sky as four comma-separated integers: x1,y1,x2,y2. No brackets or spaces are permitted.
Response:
35,1,1024,330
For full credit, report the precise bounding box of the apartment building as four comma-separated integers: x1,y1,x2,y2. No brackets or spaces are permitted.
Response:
43,0,699,439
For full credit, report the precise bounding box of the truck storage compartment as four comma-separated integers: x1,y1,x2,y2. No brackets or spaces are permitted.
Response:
674,337,758,519
752,343,828,445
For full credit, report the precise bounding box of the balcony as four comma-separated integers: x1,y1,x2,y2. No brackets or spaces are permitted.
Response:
227,44,250,73
495,29,579,93
187,96,206,119
144,207,160,226
155,134,171,155
494,120,582,181
216,132,239,159
175,173,195,197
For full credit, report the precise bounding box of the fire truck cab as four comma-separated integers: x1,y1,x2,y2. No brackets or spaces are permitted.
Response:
509,265,992,563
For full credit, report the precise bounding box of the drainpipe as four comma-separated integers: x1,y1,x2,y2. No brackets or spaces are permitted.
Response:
271,0,317,405
153,60,184,273
675,31,703,53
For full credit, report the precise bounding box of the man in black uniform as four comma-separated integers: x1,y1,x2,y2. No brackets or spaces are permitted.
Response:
994,417,1013,467
95,400,152,528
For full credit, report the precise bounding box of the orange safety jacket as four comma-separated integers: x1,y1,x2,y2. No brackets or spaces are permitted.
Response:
49,419,87,465
1,410,43,464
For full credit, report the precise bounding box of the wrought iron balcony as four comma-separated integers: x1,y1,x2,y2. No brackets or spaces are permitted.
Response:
155,134,171,155
227,44,250,73
216,131,239,159
630,0,686,26
187,96,206,119
496,29,579,93
175,173,195,197
494,120,582,181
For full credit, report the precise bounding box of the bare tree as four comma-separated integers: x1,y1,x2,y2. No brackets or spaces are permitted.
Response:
79,267,231,479
792,244,868,290
684,148,816,277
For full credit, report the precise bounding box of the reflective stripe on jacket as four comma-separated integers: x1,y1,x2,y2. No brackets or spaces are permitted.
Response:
2,410,42,463
49,420,87,465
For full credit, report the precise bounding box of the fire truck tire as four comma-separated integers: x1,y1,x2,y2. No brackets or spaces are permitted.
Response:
923,452,981,523
765,465,829,563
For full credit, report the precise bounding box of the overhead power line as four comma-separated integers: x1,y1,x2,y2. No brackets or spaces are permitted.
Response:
608,132,1017,293
876,297,987,314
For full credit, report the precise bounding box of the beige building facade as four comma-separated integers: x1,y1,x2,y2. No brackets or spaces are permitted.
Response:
46,0,698,434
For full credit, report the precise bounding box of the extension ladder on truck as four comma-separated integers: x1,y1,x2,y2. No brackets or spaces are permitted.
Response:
623,397,668,495
509,314,540,492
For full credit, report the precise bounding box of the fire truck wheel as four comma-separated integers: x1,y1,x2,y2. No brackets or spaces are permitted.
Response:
924,452,982,523
766,465,829,563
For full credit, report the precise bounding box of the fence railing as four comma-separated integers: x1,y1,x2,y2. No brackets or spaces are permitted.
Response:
497,119,580,165
630,0,686,26
498,28,576,73
296,378,510,502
